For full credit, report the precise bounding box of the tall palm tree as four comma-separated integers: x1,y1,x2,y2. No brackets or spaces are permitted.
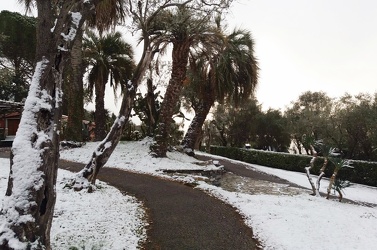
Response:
181,28,259,154
150,6,222,157
83,30,134,140
65,0,128,142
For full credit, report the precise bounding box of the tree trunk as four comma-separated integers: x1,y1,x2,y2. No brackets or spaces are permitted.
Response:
316,157,328,194
66,28,84,142
181,97,213,156
151,41,191,157
146,78,158,135
216,123,227,146
94,79,107,141
0,1,100,248
305,153,320,196
326,168,340,200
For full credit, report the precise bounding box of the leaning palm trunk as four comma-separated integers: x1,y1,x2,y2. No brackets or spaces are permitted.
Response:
181,97,214,155
151,42,191,157
326,158,352,201
326,167,340,200
76,48,155,186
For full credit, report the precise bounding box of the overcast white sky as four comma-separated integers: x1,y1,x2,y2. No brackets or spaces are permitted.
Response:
1,0,377,112
227,0,377,110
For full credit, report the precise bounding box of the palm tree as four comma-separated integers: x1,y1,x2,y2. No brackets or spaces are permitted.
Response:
326,157,353,201
65,0,128,142
83,30,134,141
181,28,259,154
150,6,222,157
76,0,232,185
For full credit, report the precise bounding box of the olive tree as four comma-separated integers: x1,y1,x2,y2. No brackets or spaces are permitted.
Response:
0,1,104,249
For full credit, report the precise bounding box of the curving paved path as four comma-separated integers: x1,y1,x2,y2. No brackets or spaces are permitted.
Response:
0,149,261,249
59,160,261,250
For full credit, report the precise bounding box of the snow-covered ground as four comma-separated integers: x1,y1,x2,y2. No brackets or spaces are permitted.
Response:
0,161,147,250
1,138,377,249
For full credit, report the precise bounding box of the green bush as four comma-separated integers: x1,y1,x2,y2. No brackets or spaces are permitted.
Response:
209,146,377,187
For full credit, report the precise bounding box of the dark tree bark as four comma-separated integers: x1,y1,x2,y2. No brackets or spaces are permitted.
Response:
66,28,84,142
0,1,101,249
151,42,191,157
146,78,158,135
181,96,214,155
94,79,107,141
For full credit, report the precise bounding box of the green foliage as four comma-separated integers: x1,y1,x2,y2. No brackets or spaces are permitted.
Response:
253,109,290,152
333,178,352,194
83,30,135,140
209,100,290,152
0,11,36,102
121,121,144,141
285,91,377,161
0,68,28,101
83,30,135,97
210,145,377,187
285,91,333,155
0,11,36,75
133,79,161,136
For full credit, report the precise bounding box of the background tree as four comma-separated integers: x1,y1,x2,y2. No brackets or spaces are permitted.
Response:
0,68,28,101
332,93,377,160
0,10,36,102
285,91,332,154
208,99,259,148
133,77,161,136
210,104,231,146
0,1,104,248
83,30,135,141
253,109,290,152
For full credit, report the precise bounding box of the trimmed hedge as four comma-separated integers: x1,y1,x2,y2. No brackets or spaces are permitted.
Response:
209,146,377,187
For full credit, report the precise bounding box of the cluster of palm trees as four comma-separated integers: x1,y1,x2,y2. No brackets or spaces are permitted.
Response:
65,1,260,182
66,2,259,154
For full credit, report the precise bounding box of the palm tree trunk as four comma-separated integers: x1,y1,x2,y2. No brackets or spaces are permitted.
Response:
151,41,191,157
66,28,84,142
94,79,106,141
326,168,340,199
182,98,214,155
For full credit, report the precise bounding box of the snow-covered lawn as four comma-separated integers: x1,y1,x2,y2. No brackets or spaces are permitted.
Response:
1,138,377,249
0,162,147,249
